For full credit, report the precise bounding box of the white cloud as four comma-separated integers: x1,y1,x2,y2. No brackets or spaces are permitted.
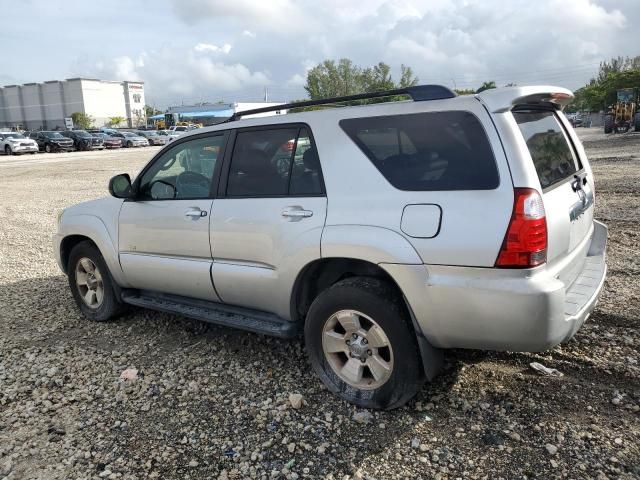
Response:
65,0,638,107
194,43,232,54
85,46,269,105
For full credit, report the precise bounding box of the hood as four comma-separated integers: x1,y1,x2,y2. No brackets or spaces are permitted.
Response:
63,196,124,218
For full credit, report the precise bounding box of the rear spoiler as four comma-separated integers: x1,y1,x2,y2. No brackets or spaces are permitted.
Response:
476,86,574,113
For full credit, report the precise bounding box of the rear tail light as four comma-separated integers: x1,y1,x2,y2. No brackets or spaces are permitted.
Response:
495,188,547,268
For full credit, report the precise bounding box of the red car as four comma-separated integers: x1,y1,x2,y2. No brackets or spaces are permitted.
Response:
92,133,122,149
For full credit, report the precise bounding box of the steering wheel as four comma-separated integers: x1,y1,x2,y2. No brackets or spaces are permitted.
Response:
176,171,210,197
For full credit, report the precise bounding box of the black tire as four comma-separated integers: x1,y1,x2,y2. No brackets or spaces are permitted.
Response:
67,241,125,321
634,112,640,132
4,145,11,156
45,143,52,153
305,277,424,409
604,114,614,134
127,141,133,148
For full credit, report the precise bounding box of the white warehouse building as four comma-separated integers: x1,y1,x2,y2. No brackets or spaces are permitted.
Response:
0,78,145,130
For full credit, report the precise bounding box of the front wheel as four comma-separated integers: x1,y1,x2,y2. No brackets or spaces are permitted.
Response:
305,277,424,409
67,241,124,321
45,143,52,153
126,141,133,148
4,145,11,155
604,114,614,134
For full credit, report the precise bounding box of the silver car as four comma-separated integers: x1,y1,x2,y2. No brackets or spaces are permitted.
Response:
54,85,607,409
136,130,167,146
109,131,148,148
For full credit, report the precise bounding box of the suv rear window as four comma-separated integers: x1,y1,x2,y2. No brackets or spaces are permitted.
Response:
513,110,582,189
339,111,499,191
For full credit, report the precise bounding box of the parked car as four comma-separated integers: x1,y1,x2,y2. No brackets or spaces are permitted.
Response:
108,131,149,148
136,130,167,146
61,130,104,151
157,129,181,143
92,133,122,149
0,132,38,155
54,85,607,409
27,131,74,152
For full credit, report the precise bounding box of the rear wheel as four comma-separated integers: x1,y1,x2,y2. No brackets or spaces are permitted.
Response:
604,114,614,134
67,241,124,321
305,277,424,409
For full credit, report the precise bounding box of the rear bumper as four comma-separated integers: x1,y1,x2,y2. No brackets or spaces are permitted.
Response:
382,220,608,352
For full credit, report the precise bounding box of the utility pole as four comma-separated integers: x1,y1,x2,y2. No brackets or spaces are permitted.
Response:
264,86,268,103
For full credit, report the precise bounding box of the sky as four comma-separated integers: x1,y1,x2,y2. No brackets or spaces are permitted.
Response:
1,0,638,108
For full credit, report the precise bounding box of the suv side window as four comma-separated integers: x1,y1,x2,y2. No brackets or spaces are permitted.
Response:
226,127,323,197
138,135,225,200
289,128,323,195
340,111,499,191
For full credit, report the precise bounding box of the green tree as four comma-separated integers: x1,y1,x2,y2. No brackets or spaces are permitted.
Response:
476,81,497,93
454,88,476,96
303,58,419,101
108,116,126,127
570,56,640,112
70,112,94,129
144,105,162,117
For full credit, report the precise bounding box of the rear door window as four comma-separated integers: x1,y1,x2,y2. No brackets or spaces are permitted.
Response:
226,127,324,197
512,110,582,189
339,111,499,191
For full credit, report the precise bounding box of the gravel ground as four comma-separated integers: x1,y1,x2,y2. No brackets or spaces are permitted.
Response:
0,130,638,479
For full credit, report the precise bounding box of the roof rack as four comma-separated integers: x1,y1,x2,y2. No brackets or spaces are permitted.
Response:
227,84,456,121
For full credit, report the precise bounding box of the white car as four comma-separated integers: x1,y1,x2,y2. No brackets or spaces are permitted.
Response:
157,129,181,143
0,132,38,155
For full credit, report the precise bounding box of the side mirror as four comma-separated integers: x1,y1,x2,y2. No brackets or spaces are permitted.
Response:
108,174,134,199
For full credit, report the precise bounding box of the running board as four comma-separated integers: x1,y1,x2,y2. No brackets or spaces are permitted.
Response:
121,291,299,338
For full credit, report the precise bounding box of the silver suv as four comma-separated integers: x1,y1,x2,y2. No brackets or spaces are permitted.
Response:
54,85,607,409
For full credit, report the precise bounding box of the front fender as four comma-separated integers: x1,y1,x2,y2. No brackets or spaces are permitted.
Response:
56,214,130,287
321,225,422,265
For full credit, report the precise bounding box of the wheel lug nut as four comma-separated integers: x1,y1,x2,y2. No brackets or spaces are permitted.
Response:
360,358,366,363
346,340,350,345
367,350,372,356
352,333,358,339
362,338,368,345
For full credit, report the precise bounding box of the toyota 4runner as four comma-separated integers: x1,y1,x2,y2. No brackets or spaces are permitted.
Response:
54,85,607,409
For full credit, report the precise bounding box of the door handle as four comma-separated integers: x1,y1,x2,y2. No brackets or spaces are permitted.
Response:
282,207,313,219
184,208,207,219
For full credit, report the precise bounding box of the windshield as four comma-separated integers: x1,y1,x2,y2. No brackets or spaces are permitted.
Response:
43,132,64,138
75,131,92,138
175,126,187,131
4,133,25,139
123,132,137,137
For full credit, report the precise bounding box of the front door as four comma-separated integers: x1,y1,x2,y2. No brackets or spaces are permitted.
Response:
210,126,327,319
119,132,227,301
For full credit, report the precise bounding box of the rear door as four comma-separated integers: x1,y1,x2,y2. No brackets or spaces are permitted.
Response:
210,125,327,319
512,109,594,264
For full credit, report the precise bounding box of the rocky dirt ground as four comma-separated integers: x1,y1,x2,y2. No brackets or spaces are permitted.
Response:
0,129,638,479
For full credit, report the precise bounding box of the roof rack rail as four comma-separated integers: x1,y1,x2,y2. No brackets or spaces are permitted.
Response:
227,84,456,121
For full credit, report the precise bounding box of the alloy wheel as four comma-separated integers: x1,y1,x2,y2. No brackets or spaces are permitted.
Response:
321,309,394,390
75,257,104,309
